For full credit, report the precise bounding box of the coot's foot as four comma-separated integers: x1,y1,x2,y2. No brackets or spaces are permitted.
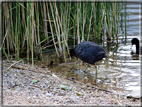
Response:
83,70,87,73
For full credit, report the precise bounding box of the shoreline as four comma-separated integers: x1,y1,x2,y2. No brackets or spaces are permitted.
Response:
2,60,141,106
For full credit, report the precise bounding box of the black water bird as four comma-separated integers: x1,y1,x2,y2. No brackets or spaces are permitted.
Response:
131,38,141,54
70,41,108,72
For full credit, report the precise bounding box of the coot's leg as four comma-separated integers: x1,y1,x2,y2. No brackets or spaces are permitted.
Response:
76,59,81,63
95,64,97,74
83,64,89,72
94,64,98,83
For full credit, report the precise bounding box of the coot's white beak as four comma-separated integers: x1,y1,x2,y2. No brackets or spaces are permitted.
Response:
130,44,132,49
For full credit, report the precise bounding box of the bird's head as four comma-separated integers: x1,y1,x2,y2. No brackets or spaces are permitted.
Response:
131,38,139,46
70,49,74,57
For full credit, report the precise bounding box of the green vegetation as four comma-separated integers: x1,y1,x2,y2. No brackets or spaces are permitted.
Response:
2,2,126,64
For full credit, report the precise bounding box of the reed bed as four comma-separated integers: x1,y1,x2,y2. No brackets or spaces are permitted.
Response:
2,2,126,64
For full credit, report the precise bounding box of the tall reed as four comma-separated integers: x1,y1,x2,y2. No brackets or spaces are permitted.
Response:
2,2,126,63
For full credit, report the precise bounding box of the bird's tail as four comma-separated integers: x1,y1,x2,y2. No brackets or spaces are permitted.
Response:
104,54,108,58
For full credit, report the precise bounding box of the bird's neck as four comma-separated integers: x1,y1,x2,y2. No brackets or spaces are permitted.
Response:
136,42,139,54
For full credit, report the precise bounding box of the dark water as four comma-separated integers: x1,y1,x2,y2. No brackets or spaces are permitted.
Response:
35,3,141,98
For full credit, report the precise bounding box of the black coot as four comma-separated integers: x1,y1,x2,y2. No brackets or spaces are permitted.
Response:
70,41,108,71
131,38,141,54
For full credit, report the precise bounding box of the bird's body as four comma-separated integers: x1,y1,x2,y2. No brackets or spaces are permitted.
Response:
70,41,108,65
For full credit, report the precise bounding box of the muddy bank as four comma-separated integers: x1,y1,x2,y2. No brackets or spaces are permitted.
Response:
2,60,141,106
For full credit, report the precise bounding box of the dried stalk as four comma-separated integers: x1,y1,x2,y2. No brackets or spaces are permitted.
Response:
49,3,62,55
77,3,80,44
46,3,59,57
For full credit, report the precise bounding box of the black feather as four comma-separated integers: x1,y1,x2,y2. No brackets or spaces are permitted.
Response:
70,41,108,65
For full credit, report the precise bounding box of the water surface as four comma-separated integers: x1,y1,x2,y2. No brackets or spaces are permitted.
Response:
35,3,141,98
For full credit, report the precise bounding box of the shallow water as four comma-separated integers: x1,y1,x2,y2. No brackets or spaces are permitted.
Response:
35,3,141,98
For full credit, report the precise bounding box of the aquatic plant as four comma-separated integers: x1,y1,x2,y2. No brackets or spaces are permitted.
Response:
2,2,126,64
